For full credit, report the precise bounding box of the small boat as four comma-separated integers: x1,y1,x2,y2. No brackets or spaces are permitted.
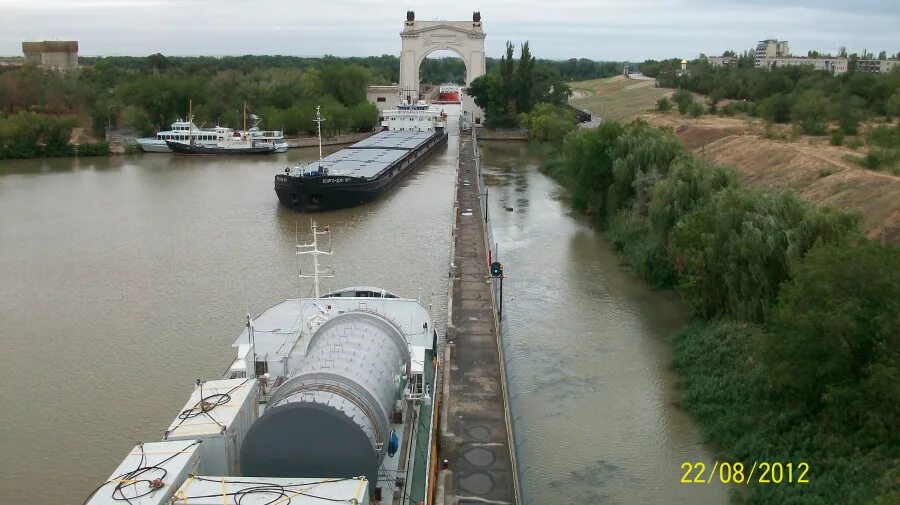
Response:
136,119,218,153
150,101,286,155
166,103,278,156
166,131,277,155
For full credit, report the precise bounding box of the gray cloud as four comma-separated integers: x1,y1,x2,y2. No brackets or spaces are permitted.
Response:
1,0,897,60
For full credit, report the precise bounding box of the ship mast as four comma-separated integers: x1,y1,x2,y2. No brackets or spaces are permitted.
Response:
188,98,193,145
314,106,325,167
296,221,333,299
243,101,247,135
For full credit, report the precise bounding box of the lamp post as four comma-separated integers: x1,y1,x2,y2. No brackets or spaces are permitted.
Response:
106,104,118,133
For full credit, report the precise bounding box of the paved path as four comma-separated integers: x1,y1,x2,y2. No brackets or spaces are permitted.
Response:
443,133,517,504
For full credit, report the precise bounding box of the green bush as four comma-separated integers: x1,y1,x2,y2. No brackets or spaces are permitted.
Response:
758,93,793,123
791,89,829,135
687,102,705,117
656,96,671,112
761,242,900,433
830,130,845,146
672,89,693,115
523,103,577,146
607,209,676,287
867,125,900,149
77,142,110,156
673,319,899,505
857,147,900,172
886,92,900,123
0,112,78,159
832,96,865,135
670,188,860,321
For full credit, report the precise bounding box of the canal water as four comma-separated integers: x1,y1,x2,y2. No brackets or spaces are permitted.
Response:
0,141,456,503
0,132,725,503
480,141,728,504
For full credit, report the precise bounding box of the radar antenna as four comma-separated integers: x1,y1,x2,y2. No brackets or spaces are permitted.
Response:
314,106,325,168
296,221,334,299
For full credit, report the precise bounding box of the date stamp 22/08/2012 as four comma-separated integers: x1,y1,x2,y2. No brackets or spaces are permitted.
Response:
681,461,810,485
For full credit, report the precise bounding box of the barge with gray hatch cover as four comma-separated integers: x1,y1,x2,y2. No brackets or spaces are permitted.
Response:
83,223,442,505
275,101,447,211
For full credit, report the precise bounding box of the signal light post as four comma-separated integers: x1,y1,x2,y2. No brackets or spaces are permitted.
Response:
490,261,503,319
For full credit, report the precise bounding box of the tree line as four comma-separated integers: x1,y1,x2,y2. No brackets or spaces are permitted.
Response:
467,41,573,127
0,52,625,157
416,55,624,84
537,118,899,504
643,58,900,127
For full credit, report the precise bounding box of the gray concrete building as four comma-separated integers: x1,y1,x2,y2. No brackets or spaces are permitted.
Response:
22,41,78,70
857,59,900,74
708,56,737,68
750,38,898,75
757,56,849,74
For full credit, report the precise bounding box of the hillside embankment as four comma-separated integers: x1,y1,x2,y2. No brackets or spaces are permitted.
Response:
570,76,900,242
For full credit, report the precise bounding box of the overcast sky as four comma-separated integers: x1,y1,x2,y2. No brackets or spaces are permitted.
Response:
1,0,898,61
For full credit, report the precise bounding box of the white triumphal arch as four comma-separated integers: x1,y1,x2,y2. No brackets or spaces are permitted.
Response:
399,11,486,123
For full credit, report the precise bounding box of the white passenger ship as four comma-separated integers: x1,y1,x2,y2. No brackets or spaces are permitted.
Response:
137,118,288,154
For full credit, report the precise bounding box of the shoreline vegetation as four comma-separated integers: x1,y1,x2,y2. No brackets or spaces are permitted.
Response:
531,116,898,504
0,53,621,160
468,56,897,503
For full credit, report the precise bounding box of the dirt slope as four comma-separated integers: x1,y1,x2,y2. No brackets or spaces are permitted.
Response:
641,113,900,241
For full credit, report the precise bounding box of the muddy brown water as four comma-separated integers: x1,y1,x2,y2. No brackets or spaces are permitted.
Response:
0,133,725,504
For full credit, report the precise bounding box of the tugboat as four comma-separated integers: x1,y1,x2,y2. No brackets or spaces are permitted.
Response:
166,102,280,155
274,101,448,211
83,222,442,505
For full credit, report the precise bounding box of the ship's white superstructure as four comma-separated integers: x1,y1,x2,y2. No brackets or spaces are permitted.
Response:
381,99,447,131
136,119,217,153
137,118,288,153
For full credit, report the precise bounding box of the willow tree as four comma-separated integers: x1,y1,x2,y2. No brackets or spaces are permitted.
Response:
648,156,737,247
761,242,900,435
671,188,860,321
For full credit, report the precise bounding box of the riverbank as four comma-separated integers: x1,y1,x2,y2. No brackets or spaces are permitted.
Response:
534,120,900,504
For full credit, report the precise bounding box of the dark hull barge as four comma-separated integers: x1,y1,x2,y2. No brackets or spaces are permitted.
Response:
166,140,275,155
275,128,447,211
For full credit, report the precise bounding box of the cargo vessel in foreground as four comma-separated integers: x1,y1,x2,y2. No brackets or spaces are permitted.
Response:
84,223,441,505
275,102,447,211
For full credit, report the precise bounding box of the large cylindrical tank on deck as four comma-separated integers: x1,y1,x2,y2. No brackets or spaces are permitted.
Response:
239,311,409,483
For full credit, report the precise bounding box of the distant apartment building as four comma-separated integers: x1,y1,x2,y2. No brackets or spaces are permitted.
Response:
758,56,849,74
755,39,790,59
750,38,900,75
857,59,900,74
22,41,78,70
